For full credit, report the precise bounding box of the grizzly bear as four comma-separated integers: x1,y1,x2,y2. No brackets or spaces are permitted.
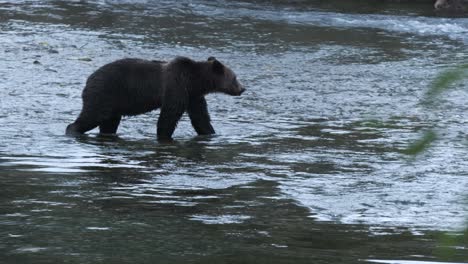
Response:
65,56,245,141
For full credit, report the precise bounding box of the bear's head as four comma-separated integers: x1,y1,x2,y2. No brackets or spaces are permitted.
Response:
207,57,245,96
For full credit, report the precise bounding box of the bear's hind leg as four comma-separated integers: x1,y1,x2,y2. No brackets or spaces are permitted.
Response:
99,115,121,135
157,102,186,142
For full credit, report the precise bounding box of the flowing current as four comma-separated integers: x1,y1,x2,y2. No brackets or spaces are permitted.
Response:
0,1,467,263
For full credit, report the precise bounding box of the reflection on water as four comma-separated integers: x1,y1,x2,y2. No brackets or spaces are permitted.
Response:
0,0,467,263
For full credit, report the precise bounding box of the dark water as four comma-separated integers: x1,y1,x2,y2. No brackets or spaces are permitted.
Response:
1,1,468,263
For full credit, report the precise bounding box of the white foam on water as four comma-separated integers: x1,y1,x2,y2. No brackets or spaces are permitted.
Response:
189,214,251,225
332,16,468,41
188,3,468,43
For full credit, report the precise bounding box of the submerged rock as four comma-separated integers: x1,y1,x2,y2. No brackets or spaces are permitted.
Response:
434,0,468,14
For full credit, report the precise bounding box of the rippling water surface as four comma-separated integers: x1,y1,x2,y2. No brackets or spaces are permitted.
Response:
0,1,467,263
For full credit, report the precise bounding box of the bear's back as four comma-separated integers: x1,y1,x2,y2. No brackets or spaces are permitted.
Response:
83,58,166,115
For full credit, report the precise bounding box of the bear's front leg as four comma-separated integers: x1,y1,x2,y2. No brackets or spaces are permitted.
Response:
157,101,186,142
187,97,215,135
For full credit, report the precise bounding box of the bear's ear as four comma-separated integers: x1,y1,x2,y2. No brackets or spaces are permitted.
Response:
207,56,216,62
212,59,224,74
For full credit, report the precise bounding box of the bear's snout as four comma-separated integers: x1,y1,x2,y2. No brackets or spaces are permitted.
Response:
238,87,246,95
231,85,245,96
228,84,245,96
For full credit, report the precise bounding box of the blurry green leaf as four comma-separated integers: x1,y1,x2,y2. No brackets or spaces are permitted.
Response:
424,64,468,105
435,227,468,261
401,130,437,155
435,232,458,260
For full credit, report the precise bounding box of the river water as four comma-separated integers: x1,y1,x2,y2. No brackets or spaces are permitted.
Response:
0,1,467,263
